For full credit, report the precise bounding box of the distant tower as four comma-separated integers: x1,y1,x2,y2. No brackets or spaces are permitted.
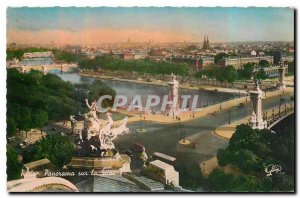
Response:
202,36,207,50
202,35,210,50
206,36,210,49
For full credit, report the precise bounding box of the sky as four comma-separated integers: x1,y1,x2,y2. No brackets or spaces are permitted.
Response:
7,7,294,45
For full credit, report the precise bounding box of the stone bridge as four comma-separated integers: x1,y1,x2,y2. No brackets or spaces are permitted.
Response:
19,64,78,74
264,103,294,129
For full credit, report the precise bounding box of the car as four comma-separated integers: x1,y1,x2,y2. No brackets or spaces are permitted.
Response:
122,149,134,157
132,143,145,153
238,103,245,108
8,137,15,143
191,142,199,149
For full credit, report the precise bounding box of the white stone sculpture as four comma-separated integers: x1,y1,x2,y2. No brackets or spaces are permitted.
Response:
73,98,129,155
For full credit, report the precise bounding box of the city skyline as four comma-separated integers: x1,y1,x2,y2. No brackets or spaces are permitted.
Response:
7,7,294,45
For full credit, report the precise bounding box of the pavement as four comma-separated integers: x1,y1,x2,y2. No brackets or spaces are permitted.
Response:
214,87,294,139
50,87,294,173
39,84,294,184
114,87,294,125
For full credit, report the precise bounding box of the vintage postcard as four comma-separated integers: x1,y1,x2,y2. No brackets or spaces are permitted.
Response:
6,7,295,192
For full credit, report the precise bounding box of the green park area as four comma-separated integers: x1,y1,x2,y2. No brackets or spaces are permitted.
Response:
6,68,116,180
78,55,189,76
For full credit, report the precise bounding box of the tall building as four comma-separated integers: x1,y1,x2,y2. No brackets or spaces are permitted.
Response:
202,36,210,50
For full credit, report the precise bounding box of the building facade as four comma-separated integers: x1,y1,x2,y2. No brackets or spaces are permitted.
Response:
219,55,274,69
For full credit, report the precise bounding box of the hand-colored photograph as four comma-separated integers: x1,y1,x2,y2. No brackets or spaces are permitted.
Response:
6,7,295,192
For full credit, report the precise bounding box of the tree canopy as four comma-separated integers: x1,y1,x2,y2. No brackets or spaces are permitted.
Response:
259,60,270,67
196,62,268,83
7,145,23,181
214,53,228,65
23,133,75,168
7,69,116,137
211,118,294,192
79,55,189,76
195,65,237,83
237,62,255,80
7,69,78,136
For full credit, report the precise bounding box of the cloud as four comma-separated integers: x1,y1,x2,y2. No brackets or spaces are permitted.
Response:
7,28,196,45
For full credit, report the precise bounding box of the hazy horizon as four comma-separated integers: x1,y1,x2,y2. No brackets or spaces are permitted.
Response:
7,7,295,45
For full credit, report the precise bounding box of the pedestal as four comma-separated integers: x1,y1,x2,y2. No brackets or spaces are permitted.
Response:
67,154,131,175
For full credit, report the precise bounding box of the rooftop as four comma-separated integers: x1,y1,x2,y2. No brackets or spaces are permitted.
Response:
150,160,174,171
24,158,52,170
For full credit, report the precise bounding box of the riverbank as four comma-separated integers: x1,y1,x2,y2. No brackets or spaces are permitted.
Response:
79,72,247,94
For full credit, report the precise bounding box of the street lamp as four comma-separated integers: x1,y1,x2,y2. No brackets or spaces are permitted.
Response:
285,104,287,114
279,94,282,106
179,123,185,142
228,109,231,124
265,91,267,98
139,114,142,131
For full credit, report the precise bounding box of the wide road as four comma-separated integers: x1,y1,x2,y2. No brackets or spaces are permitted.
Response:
114,92,294,169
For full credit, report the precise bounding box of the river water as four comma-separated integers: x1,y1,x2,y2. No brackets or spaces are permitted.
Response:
56,73,237,109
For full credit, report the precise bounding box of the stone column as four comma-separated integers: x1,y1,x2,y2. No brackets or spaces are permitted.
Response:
167,74,180,117
249,84,265,129
277,62,286,89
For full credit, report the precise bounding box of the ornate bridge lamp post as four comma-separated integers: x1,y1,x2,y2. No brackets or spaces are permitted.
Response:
279,94,282,107
248,71,265,129
285,104,287,114
277,61,287,90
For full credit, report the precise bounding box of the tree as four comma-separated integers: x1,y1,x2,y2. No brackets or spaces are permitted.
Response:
256,68,268,81
7,146,23,181
186,45,198,51
214,53,228,65
79,55,189,76
7,117,17,137
223,65,237,83
237,149,262,174
32,110,48,133
88,80,116,108
237,63,255,80
195,65,237,83
7,69,80,135
259,60,270,67
23,133,75,168
212,121,295,192
288,61,294,74
216,148,237,167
